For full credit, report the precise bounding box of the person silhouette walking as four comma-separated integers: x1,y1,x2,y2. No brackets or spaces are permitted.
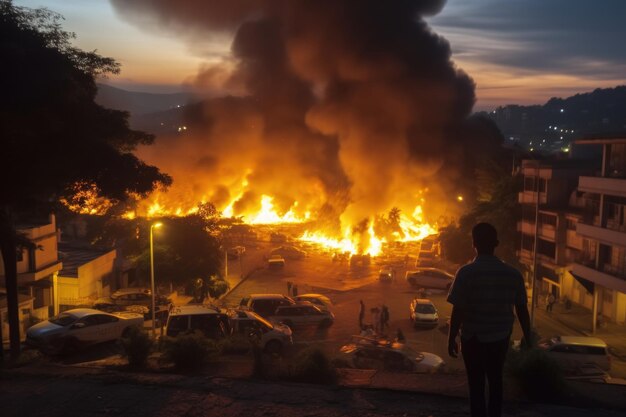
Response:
447,223,531,417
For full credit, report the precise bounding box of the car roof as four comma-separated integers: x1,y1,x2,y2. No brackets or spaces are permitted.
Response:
556,336,607,347
407,268,453,276
113,287,151,295
248,294,290,300
169,304,222,316
61,308,108,318
296,293,329,300
412,298,434,304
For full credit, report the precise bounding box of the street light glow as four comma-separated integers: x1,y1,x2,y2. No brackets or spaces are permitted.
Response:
153,222,163,229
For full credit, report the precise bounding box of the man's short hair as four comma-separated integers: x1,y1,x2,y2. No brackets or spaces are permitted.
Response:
472,222,499,250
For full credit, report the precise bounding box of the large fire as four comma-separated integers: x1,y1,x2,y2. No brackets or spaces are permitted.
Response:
113,186,438,257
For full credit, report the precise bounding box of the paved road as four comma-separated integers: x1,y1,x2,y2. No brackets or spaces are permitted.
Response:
221,243,626,378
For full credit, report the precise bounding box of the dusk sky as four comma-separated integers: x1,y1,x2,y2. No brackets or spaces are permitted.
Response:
14,0,626,110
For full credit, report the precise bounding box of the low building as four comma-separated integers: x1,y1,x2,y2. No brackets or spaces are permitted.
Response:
0,214,63,340
56,243,117,311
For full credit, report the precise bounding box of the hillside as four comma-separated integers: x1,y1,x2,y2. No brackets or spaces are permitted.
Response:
481,86,626,152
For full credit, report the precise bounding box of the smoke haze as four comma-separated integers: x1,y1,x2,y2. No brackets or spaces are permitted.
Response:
111,0,493,234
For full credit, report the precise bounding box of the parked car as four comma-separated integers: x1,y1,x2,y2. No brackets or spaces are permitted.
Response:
538,335,611,372
410,298,439,327
294,294,333,312
268,254,286,269
25,308,144,354
269,303,335,329
239,294,295,318
94,287,169,312
378,268,395,283
405,268,454,290
270,245,306,260
165,304,230,339
340,336,444,373
228,309,293,354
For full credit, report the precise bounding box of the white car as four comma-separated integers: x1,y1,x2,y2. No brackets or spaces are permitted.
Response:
405,268,454,290
340,336,444,373
270,245,306,260
294,294,333,312
410,298,439,327
537,336,611,372
26,308,144,354
228,310,293,354
268,254,286,269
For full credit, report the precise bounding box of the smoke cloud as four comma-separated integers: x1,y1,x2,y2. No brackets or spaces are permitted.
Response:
112,0,490,233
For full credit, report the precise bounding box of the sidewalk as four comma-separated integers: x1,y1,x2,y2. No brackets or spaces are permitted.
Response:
539,301,626,361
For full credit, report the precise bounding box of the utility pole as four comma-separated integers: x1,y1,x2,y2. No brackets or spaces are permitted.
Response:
530,165,540,328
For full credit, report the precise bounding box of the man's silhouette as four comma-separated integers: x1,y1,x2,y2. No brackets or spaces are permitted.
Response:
447,223,531,417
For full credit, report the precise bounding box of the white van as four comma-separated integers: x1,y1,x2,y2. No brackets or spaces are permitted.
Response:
165,305,230,339
539,336,611,372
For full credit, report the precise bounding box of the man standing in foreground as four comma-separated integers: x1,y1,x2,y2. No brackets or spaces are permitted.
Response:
447,223,532,417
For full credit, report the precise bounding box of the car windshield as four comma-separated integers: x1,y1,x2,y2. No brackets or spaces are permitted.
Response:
249,312,274,329
415,304,436,314
49,312,78,326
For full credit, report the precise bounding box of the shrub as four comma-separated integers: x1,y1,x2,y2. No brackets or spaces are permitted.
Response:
291,347,337,384
120,326,153,369
506,347,565,401
161,331,220,371
218,333,251,354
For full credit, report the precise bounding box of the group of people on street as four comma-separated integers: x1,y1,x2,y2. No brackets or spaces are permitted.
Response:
358,300,390,335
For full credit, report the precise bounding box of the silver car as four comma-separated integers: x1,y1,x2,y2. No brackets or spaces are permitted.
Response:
26,308,144,354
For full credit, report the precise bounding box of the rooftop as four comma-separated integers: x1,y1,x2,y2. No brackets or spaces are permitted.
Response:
576,134,626,145
58,242,115,278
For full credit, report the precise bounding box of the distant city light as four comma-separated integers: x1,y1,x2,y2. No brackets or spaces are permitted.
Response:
560,108,564,113
457,195,464,202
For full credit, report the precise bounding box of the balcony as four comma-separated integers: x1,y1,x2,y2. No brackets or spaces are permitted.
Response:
576,223,626,247
571,262,626,293
517,220,557,241
579,176,626,198
518,191,547,205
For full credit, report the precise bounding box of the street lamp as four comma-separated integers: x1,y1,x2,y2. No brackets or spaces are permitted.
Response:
150,222,162,337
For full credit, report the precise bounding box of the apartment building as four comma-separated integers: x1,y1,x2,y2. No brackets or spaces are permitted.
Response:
571,137,626,328
517,159,593,299
518,136,626,330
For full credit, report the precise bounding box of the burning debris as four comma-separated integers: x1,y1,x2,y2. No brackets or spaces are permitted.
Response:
104,0,491,254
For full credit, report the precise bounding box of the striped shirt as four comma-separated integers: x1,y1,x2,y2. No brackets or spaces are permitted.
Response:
447,255,527,343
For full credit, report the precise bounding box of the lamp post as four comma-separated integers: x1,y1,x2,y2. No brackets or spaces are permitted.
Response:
150,222,162,337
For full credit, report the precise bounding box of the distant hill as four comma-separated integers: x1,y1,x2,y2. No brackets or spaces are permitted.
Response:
96,84,191,117
479,86,626,151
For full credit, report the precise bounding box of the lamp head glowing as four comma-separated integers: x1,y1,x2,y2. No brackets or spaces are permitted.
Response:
153,222,163,229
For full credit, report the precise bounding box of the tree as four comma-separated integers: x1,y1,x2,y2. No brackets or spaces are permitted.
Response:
0,2,171,358
132,214,223,293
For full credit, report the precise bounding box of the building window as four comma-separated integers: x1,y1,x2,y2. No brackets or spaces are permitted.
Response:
607,144,626,178
521,234,534,252
540,213,557,227
524,177,533,191
566,218,577,230
537,239,556,259
16,249,23,262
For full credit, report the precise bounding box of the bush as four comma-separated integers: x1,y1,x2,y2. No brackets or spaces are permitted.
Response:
218,334,251,354
161,331,220,371
120,326,153,369
291,347,337,385
506,347,565,401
